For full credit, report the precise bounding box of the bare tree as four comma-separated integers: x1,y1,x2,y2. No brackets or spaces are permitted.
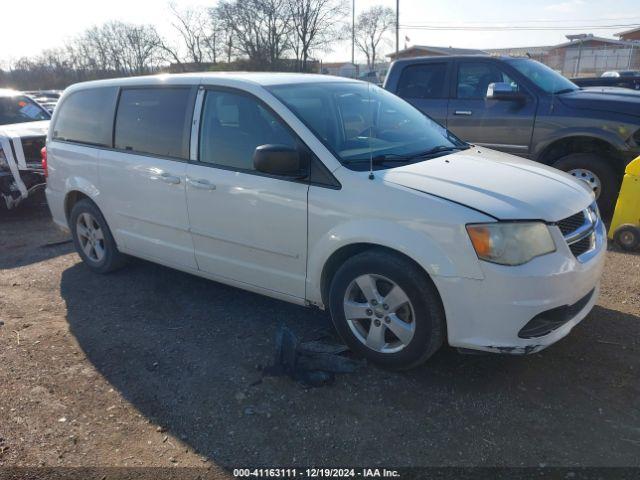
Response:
216,0,292,69
354,6,395,70
287,0,348,72
160,3,220,70
1,20,164,89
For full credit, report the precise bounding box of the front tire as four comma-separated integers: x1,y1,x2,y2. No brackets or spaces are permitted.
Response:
552,153,620,218
328,249,445,370
69,199,127,273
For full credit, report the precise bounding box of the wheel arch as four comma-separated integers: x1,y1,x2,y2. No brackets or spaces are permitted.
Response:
535,134,626,175
62,176,102,225
64,190,91,223
319,243,445,311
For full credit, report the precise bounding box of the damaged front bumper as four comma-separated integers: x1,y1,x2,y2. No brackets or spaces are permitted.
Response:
0,136,46,210
434,220,606,355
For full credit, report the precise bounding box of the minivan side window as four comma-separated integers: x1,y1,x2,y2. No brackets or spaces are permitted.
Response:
114,87,194,159
397,63,448,99
457,62,519,99
199,90,297,171
53,87,118,147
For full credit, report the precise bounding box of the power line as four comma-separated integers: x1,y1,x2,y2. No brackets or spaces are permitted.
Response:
401,15,640,25
399,23,640,31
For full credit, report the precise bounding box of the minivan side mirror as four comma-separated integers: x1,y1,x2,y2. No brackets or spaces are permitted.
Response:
253,144,304,177
486,82,525,101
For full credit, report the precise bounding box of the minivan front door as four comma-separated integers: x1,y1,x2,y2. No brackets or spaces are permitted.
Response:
447,60,537,156
186,89,308,299
99,87,197,269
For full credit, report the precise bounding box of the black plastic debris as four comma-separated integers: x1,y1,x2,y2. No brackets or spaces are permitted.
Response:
264,325,365,387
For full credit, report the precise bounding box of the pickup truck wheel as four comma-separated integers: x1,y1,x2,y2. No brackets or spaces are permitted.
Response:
613,224,640,251
552,154,620,217
70,199,127,274
328,249,445,370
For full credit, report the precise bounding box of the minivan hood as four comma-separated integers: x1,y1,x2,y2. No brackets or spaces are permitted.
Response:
0,120,49,138
558,88,640,117
381,147,593,222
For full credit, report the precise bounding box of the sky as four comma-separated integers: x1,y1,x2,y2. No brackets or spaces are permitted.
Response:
1,0,639,66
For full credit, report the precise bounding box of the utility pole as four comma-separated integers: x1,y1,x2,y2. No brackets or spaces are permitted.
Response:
351,0,355,66
395,0,399,55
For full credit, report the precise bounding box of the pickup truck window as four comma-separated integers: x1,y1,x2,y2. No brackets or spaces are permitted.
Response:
507,58,578,94
457,62,518,99
397,63,448,99
269,82,466,170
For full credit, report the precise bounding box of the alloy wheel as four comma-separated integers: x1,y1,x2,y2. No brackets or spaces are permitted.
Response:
76,212,105,263
343,274,416,354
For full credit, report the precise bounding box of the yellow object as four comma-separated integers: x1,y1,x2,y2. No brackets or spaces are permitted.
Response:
609,156,640,240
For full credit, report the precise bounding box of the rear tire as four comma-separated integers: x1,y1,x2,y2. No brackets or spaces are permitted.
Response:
328,249,445,370
613,224,640,251
552,153,620,218
69,199,127,273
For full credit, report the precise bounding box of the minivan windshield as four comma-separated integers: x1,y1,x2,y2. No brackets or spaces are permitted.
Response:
0,94,51,125
268,82,467,170
506,58,579,94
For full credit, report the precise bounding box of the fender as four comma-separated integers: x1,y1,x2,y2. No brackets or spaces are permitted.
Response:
305,218,485,307
532,127,628,163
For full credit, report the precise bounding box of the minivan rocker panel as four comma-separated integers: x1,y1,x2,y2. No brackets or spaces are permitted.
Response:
46,73,606,369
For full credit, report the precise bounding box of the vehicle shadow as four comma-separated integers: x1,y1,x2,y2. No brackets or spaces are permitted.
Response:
0,199,73,269
60,260,640,467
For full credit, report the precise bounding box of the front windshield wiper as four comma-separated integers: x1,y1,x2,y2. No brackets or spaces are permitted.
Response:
346,145,465,165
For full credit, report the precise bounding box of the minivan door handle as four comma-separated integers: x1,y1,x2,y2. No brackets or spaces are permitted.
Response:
187,177,216,190
454,110,473,116
159,173,181,185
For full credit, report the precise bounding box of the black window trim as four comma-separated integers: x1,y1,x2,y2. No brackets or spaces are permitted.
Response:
111,85,198,163
195,85,341,189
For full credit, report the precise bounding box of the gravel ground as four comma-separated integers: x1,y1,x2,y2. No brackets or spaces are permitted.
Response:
0,202,639,471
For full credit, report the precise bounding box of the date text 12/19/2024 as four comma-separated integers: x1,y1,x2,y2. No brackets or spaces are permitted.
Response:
233,468,401,478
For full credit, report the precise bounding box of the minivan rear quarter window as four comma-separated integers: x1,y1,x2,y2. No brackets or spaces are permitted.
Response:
53,87,118,146
114,87,195,159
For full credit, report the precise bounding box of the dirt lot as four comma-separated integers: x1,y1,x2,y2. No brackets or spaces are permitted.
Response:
1,201,639,471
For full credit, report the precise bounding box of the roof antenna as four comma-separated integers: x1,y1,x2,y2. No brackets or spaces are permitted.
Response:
368,81,374,180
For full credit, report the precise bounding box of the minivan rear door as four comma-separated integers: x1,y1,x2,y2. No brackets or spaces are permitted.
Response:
185,88,309,299
99,87,198,269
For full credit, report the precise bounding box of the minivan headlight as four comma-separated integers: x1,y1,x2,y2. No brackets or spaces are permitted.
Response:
466,222,556,266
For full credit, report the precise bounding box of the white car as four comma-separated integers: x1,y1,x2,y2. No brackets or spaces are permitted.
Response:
45,73,605,368
0,89,51,209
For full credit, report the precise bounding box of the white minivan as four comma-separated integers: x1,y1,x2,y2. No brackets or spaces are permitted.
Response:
45,73,606,368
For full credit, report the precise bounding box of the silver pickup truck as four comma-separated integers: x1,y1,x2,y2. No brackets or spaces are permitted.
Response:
0,89,51,209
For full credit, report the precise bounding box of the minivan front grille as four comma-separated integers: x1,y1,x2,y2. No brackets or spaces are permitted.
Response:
556,205,598,261
557,211,586,236
569,235,593,257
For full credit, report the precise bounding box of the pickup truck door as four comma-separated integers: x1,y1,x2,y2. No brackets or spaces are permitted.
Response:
446,60,537,157
392,61,451,126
